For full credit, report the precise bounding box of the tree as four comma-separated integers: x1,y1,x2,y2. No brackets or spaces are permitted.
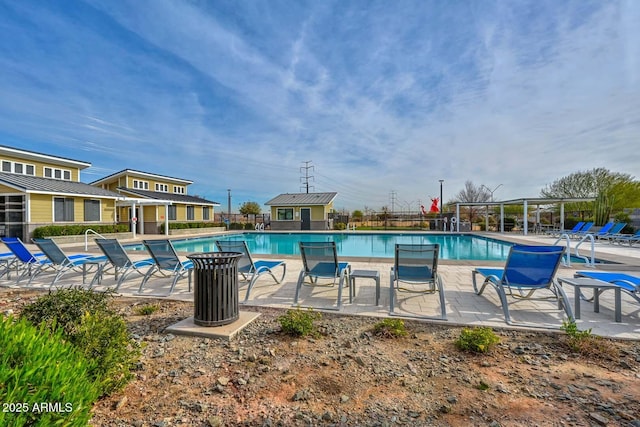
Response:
540,168,636,225
239,201,261,216
351,210,363,222
452,180,491,225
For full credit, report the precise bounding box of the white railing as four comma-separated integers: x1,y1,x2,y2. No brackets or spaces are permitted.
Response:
84,229,107,251
554,233,572,267
575,233,596,268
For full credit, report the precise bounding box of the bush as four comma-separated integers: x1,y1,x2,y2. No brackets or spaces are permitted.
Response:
134,303,160,315
334,222,347,230
372,318,408,338
455,327,500,353
32,224,129,238
560,320,618,359
278,308,321,337
0,316,100,427
20,288,140,396
160,222,224,233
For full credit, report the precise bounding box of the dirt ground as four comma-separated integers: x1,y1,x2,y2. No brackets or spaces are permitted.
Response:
3,289,640,426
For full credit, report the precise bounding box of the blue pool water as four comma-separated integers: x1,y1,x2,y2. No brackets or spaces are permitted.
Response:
130,233,514,261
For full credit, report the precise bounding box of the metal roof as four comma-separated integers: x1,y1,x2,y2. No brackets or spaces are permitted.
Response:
117,187,220,205
0,144,92,169
90,169,193,186
0,172,121,198
265,192,337,206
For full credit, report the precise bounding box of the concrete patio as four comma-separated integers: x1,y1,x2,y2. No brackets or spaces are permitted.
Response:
1,233,638,340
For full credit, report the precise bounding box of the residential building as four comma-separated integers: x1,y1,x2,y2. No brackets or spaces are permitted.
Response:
0,145,122,240
91,169,220,234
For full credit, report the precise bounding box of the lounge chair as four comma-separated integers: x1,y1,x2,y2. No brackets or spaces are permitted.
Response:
595,222,626,242
472,245,573,326
137,239,193,296
215,240,286,303
91,238,155,291
389,243,447,320
0,237,51,284
596,222,627,243
573,271,640,316
570,222,594,238
293,241,351,310
0,251,20,280
613,230,640,246
586,221,615,239
32,238,105,287
547,221,584,238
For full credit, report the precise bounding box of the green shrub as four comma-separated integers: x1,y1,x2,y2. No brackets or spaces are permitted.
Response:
0,316,100,427
20,287,113,336
134,303,160,315
244,222,255,230
334,222,347,230
560,320,618,359
32,224,129,238
73,311,140,395
20,288,140,396
372,318,408,338
455,327,500,353
278,308,321,337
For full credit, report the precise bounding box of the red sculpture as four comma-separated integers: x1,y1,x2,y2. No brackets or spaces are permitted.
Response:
430,197,440,213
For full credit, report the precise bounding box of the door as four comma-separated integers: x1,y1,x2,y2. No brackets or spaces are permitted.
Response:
301,208,311,230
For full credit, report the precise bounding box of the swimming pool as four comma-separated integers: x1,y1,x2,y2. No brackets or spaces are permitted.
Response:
131,233,514,261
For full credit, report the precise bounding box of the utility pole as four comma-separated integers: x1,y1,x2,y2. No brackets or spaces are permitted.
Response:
389,190,397,214
300,161,315,193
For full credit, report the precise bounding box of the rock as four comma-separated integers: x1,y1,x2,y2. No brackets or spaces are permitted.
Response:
589,412,609,426
113,396,127,410
217,376,230,386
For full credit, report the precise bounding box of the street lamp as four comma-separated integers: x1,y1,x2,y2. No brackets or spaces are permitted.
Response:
439,179,444,230
481,184,503,202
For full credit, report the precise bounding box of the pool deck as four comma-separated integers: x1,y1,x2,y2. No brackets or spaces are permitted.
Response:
2,232,639,340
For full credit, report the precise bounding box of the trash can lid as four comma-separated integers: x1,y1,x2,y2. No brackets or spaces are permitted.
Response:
186,252,243,260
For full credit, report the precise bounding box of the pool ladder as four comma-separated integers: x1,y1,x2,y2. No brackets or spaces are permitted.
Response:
554,233,596,268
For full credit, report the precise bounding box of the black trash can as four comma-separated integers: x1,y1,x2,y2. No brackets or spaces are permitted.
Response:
187,252,242,327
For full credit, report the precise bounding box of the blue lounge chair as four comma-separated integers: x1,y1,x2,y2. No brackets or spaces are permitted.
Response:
1,237,57,285
573,271,640,316
571,222,594,238
586,221,614,239
215,240,286,303
613,230,640,246
472,245,573,326
595,222,626,241
389,244,446,320
138,239,193,296
32,238,106,287
548,221,584,237
294,241,351,310
92,238,155,291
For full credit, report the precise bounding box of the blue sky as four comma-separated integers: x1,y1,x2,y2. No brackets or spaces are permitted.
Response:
1,0,638,213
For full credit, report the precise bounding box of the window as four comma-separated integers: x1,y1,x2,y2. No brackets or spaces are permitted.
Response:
133,180,149,190
1,160,36,176
54,197,74,222
173,186,185,194
168,205,177,221
44,167,71,180
84,199,100,221
187,206,194,220
202,207,210,220
155,183,168,192
277,208,294,220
